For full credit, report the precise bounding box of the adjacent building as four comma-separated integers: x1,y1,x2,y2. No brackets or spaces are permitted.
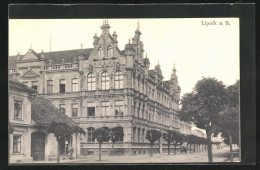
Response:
9,77,81,163
9,20,191,155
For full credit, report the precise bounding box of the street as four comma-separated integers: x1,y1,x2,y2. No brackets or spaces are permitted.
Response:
31,147,239,164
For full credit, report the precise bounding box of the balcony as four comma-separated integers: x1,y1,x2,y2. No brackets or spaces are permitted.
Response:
44,91,80,99
132,116,179,131
44,63,79,71
78,115,132,123
80,89,126,97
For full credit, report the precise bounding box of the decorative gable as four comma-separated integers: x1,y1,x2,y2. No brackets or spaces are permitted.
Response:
22,69,39,78
21,49,40,61
89,22,122,61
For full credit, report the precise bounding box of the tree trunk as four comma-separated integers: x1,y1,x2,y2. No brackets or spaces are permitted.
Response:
193,144,196,152
206,132,213,162
99,143,101,162
189,143,191,153
229,135,233,162
57,139,60,163
150,143,153,157
168,143,170,155
174,143,177,154
112,142,114,149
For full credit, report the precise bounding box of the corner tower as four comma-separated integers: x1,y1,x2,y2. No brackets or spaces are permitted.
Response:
131,20,144,64
170,62,181,100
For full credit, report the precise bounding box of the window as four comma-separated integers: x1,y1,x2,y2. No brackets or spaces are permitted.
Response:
87,73,96,91
133,127,136,142
59,104,66,114
87,127,95,142
60,79,65,93
114,70,124,89
101,101,109,116
142,129,145,142
101,72,109,90
116,126,124,142
14,100,22,119
31,81,38,91
143,105,145,119
87,107,95,117
71,79,78,92
47,80,53,94
13,135,21,153
138,104,140,117
107,46,113,58
98,47,103,58
115,100,123,116
138,128,140,142
133,101,136,116
71,104,78,117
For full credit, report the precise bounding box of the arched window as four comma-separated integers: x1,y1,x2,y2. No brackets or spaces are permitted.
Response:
115,70,123,89
87,127,95,142
107,46,113,58
87,73,96,91
101,72,110,90
98,47,103,58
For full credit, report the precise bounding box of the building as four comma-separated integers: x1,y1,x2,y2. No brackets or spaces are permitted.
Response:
179,121,192,135
9,20,191,155
9,77,82,163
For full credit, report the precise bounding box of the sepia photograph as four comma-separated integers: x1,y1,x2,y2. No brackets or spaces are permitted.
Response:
8,17,240,164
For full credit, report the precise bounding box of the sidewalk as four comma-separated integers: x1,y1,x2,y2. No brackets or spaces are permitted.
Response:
29,147,239,164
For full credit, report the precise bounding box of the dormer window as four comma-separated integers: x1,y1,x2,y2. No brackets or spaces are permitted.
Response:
98,47,103,58
107,46,113,58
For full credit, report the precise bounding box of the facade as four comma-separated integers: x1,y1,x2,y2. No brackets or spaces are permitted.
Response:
179,121,192,136
9,78,81,163
9,20,191,155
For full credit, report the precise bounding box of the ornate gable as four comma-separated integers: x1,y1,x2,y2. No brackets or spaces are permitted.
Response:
21,49,40,61
22,69,39,78
90,21,122,61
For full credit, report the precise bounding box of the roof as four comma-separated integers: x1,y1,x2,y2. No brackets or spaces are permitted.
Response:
149,69,156,75
9,77,36,93
9,48,93,69
124,43,135,51
31,96,80,129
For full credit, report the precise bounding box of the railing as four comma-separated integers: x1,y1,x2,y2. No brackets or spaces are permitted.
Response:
80,88,127,97
132,116,179,131
44,63,79,71
79,115,132,122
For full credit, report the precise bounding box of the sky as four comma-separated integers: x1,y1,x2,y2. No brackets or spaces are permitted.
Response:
9,18,239,97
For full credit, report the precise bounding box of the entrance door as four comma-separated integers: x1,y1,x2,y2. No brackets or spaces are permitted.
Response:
31,132,45,161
